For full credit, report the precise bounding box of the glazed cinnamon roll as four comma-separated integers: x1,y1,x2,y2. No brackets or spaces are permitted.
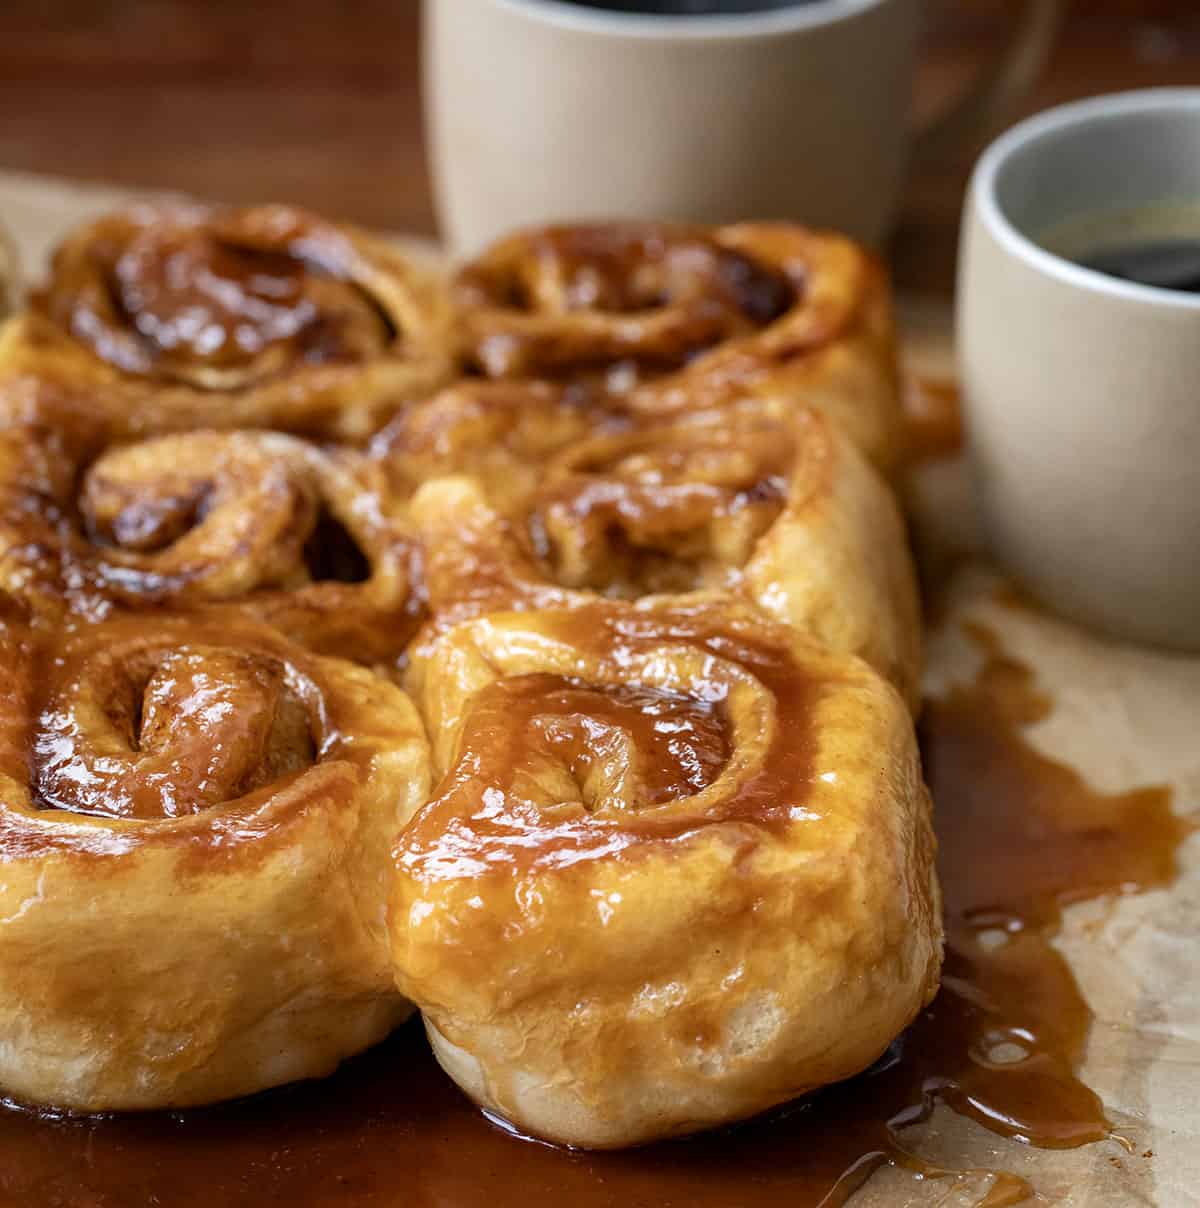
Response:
0,202,453,440
370,377,630,517
454,223,903,471
0,408,418,662
0,609,430,1110
403,403,920,708
391,597,940,1148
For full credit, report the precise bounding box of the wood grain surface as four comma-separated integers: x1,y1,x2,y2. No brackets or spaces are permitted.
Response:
0,0,1196,295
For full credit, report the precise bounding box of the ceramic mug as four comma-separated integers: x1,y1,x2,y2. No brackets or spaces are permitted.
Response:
424,0,1064,254
958,89,1200,651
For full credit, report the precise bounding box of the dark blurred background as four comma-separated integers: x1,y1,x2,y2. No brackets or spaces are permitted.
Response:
0,0,1196,294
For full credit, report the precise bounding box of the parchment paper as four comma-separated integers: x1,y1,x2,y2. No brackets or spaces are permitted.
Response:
1,169,1196,1207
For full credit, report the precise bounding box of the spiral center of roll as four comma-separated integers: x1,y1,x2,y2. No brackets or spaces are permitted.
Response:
34,645,315,820
519,231,795,324
467,674,731,813
100,229,393,377
70,431,381,604
531,431,791,594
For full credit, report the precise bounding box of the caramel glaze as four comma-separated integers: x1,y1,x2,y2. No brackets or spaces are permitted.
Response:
401,601,816,883
526,422,792,596
0,420,423,663
370,378,635,518
0,613,382,857
33,644,314,821
0,623,1188,1205
455,224,797,381
36,216,395,383
461,675,731,808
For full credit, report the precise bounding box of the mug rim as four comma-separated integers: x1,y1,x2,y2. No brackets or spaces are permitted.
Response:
488,0,887,40
972,87,1200,311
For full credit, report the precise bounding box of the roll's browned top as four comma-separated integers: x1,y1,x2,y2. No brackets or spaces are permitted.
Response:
456,224,796,380
400,599,820,879
41,213,389,384
1,202,454,442
0,610,417,853
453,221,904,473
0,409,421,662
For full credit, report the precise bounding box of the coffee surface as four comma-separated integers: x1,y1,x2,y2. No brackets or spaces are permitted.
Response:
1038,203,1200,293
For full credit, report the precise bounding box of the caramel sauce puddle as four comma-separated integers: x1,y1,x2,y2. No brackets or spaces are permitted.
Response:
0,623,1189,1207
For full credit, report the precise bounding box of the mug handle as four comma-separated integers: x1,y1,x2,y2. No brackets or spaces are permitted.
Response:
913,0,1067,163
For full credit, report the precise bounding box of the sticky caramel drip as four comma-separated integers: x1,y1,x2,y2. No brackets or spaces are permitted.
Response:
0,627,1188,1205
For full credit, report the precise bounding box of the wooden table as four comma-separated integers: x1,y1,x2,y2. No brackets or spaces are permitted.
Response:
0,0,1196,296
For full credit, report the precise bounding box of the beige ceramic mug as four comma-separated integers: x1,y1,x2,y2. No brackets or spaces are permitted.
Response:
958,89,1200,651
424,0,1063,254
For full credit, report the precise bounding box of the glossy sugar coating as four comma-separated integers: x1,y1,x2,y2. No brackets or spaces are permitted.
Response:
0,210,937,1142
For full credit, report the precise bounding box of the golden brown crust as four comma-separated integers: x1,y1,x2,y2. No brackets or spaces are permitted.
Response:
0,202,455,441
0,610,430,1110
454,222,904,472
391,597,940,1147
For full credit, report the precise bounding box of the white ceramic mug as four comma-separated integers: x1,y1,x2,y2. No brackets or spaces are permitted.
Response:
958,89,1200,651
424,0,1063,254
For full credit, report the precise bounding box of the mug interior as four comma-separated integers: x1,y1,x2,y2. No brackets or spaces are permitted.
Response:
977,88,1200,306
492,0,887,38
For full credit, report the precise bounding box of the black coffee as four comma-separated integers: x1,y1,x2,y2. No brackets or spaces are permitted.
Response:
1039,205,1200,294
560,0,824,14
1075,239,1200,293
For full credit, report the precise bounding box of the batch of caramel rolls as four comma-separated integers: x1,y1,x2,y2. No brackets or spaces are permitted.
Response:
0,204,941,1149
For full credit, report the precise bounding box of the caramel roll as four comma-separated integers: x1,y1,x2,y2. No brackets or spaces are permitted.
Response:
407,407,921,708
0,203,454,440
0,610,430,1110
391,598,941,1148
454,222,903,471
369,378,630,517
0,418,418,661
529,419,794,596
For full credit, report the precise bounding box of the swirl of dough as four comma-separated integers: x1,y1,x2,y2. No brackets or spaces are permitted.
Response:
454,222,903,471
404,405,920,708
456,224,794,379
0,202,454,440
528,420,794,596
0,416,419,661
0,609,430,1110
369,378,630,517
390,597,940,1147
